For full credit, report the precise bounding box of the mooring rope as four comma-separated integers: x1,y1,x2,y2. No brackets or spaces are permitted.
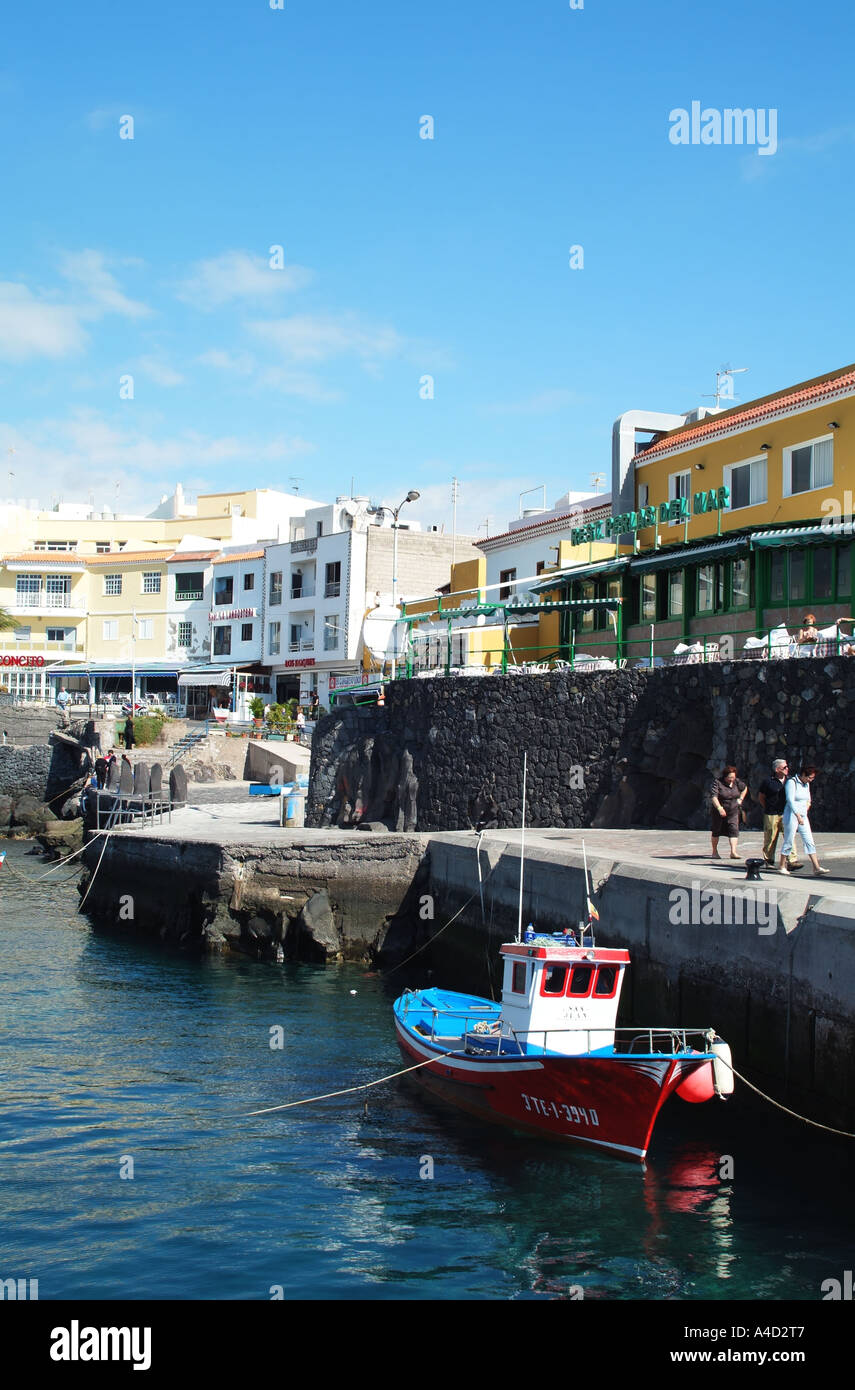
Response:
245,1048,456,1116
721,1058,855,1140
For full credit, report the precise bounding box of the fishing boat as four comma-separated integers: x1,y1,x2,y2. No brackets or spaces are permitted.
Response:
393,758,733,1162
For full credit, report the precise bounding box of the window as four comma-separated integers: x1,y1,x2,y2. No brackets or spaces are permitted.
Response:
35,540,76,552
15,625,31,642
511,962,528,994
783,436,833,497
641,572,656,621
579,580,595,633
213,626,232,657
44,574,71,606
177,622,193,647
536,561,546,575
291,569,303,598
269,622,281,656
95,542,111,554
102,619,118,641
813,547,833,600
142,572,161,594
325,561,341,598
667,471,691,522
214,575,234,607
697,564,715,613
789,548,807,602
669,570,683,617
243,572,255,592
324,615,341,651
316,521,324,538
637,482,649,508
731,556,751,609
770,551,787,604
175,571,204,601
838,545,852,600
16,574,41,606
241,622,253,642
104,574,122,596
138,618,154,640
541,965,568,996
568,965,594,996
499,568,516,601
46,627,66,642
594,966,618,997
269,571,282,606
725,456,767,511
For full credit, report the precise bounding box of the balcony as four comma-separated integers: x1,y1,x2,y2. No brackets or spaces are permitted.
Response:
175,590,204,603
0,635,85,653
289,637,315,652
291,538,317,555
324,582,341,598
290,585,316,600
12,596,87,616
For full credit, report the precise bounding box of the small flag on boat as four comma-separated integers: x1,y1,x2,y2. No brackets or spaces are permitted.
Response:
0,850,6,868
587,897,599,921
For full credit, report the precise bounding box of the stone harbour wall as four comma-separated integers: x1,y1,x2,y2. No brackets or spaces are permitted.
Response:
308,659,855,833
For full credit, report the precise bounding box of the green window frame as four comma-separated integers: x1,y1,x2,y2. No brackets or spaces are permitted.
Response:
765,544,852,607
668,569,684,618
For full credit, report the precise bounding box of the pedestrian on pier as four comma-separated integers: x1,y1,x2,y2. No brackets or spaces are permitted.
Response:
709,765,748,860
758,759,800,869
94,756,108,789
780,766,830,877
123,715,136,750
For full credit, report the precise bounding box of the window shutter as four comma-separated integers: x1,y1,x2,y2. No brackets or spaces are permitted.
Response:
813,437,833,488
749,457,767,505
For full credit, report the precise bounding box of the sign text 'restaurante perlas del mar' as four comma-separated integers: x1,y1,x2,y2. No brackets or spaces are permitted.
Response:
570,487,731,547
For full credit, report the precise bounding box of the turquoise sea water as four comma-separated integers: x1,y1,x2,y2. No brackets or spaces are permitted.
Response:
1,840,852,1301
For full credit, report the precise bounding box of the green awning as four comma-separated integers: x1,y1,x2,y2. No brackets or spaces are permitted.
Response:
630,536,748,574
530,557,630,592
405,598,621,622
751,523,855,548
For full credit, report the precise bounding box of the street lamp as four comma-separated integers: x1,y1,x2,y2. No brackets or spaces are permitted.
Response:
376,490,420,680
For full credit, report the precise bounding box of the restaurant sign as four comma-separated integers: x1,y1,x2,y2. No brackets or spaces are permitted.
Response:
571,487,730,546
1,654,45,667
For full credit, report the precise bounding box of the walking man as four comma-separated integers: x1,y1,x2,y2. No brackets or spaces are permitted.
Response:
758,759,800,869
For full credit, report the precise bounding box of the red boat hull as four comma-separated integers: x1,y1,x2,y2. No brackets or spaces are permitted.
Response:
395,1019,705,1160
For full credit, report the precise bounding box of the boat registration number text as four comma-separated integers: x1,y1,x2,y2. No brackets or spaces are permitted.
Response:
521,1093,599,1126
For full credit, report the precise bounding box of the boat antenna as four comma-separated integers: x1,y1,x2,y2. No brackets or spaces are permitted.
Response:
582,838,596,948
516,751,527,943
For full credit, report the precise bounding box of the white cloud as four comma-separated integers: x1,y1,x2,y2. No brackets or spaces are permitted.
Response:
60,249,151,319
177,251,313,308
137,355,184,386
0,412,315,513
248,312,404,364
0,283,87,361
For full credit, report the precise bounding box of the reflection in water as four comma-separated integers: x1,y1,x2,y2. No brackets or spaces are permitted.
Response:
0,842,851,1300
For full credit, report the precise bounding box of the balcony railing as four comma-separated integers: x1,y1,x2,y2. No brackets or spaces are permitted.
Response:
324,582,341,598
291,538,317,555
0,636,84,652
13,592,79,609
289,638,315,652
175,591,203,602
290,586,316,599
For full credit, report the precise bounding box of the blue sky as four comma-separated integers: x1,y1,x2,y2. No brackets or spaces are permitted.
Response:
1,0,853,536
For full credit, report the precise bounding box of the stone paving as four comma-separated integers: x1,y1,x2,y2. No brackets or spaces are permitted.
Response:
112,795,855,899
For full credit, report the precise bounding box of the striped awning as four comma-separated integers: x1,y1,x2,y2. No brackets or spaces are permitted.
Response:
530,557,630,591
750,523,855,548
177,669,234,688
630,535,748,574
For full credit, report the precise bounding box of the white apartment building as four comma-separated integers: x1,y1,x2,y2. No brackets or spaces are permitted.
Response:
477,489,612,599
262,496,477,707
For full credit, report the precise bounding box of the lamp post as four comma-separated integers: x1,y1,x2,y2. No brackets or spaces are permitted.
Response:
376,490,420,680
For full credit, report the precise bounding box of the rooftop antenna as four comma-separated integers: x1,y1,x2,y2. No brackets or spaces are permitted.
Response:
703,365,749,409
451,476,459,567
478,515,494,537
589,472,606,494
289,476,302,493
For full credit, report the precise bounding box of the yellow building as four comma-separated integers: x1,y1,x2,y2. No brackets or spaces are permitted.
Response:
539,363,855,665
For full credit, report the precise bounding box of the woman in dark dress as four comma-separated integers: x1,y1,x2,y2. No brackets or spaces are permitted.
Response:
710,765,748,860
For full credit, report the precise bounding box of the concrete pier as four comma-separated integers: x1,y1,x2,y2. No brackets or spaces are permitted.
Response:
79,806,855,1130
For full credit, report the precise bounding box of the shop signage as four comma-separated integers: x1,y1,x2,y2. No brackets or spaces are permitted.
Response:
208,607,258,622
282,657,314,669
571,487,731,546
1,654,45,667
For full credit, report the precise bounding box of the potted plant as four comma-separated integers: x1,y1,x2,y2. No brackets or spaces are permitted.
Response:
249,695,265,729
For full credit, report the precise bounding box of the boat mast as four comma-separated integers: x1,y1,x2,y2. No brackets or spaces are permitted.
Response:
516,751,527,943
582,837,596,947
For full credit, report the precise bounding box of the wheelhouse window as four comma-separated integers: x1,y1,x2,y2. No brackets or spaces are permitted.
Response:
511,961,528,994
567,965,594,996
594,966,618,997
783,436,833,497
541,965,568,996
